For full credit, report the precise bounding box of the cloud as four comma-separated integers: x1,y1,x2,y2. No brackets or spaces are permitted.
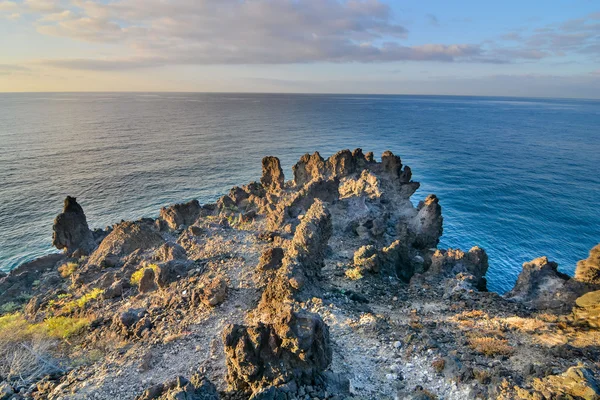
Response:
0,1,17,11
9,0,600,70
493,12,600,61
27,0,502,69
0,64,31,75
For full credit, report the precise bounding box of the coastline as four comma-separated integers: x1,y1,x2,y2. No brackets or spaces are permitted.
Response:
1,148,599,399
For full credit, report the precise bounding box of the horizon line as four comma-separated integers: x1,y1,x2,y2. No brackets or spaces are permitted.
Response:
1,91,599,101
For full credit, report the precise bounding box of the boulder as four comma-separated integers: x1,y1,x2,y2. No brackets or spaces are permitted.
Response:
353,245,381,273
153,242,187,262
381,240,413,281
87,220,164,267
292,152,327,187
158,199,201,231
102,280,124,299
519,366,600,400
115,308,152,338
412,195,443,249
504,256,584,311
138,268,157,293
223,309,332,393
261,156,285,192
428,247,488,291
52,196,95,255
192,276,227,307
286,199,332,274
136,375,218,400
154,261,188,288
575,244,600,285
574,290,600,328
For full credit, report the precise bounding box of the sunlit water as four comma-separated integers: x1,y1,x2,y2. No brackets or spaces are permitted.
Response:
1,93,599,293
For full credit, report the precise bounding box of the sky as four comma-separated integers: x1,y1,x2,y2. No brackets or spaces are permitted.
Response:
0,0,599,97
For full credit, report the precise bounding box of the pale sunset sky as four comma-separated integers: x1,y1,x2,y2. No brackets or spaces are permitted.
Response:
0,0,599,97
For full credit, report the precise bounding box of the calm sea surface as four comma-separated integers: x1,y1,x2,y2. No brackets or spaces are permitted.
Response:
1,93,599,293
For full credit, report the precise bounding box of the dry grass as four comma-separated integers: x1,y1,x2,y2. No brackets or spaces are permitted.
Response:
432,358,445,373
468,335,513,357
504,316,547,332
450,310,507,336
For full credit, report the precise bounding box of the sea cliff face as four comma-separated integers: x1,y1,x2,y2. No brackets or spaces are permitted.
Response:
0,149,599,400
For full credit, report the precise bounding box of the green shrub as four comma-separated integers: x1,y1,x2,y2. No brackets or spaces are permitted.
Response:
0,302,21,315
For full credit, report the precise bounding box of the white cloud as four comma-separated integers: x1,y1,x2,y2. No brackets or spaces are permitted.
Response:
6,0,600,71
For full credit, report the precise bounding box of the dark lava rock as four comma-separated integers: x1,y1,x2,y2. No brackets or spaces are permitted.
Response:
87,220,164,267
257,248,285,271
136,375,218,400
159,199,201,231
412,194,443,250
261,156,285,192
428,247,489,291
505,256,588,311
52,196,95,255
223,309,332,393
0,253,65,306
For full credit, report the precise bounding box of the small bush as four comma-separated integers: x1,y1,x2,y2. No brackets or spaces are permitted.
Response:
0,302,21,315
432,358,445,373
45,316,89,339
130,264,159,286
345,267,364,281
58,262,78,278
468,336,513,357
474,368,491,384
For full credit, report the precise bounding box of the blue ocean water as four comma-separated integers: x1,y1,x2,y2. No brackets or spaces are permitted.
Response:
0,93,599,293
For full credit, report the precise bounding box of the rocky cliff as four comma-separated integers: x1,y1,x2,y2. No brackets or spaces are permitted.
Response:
0,149,599,400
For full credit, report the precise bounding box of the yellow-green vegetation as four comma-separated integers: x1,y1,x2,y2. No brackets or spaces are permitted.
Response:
58,262,78,278
130,263,159,286
0,312,89,381
63,288,104,313
44,316,90,339
345,266,364,280
0,313,89,342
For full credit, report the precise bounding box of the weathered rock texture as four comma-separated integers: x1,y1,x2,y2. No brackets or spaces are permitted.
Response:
223,200,333,395
52,196,94,255
159,199,202,231
136,375,218,400
261,156,285,192
505,256,590,312
576,244,600,285
6,149,599,400
87,220,164,267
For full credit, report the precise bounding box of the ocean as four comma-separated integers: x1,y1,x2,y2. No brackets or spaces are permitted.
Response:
0,93,599,293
